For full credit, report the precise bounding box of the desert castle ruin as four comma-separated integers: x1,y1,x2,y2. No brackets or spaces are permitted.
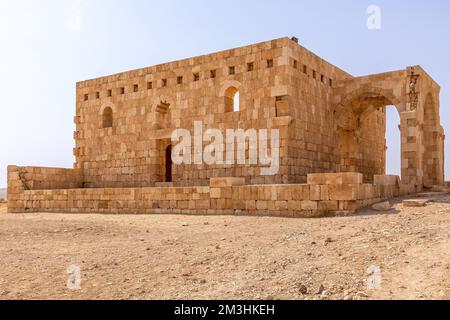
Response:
7,37,446,216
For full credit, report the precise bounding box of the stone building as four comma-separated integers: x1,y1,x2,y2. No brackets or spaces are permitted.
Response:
7,37,446,216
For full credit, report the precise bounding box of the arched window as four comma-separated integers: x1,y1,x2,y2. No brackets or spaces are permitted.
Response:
102,107,113,128
224,86,240,113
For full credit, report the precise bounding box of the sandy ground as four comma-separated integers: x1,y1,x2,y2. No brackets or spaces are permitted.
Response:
0,194,449,300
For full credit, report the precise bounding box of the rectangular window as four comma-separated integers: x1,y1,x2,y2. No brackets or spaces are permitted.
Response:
329,79,333,87
120,87,125,94
177,76,183,84
84,94,89,101
147,81,153,90
133,84,139,92
313,70,317,79
193,73,200,82
321,75,325,83
293,60,298,69
267,59,274,68
96,92,100,99
210,70,216,78
162,79,167,87
247,62,254,72
107,89,112,97
303,65,307,74
229,66,235,75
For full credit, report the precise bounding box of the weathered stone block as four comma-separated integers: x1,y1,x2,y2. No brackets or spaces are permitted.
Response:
329,184,359,201
374,175,400,187
301,200,318,210
307,173,363,186
372,201,392,211
210,178,246,188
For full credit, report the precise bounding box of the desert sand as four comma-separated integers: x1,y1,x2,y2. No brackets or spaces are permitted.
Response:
0,193,448,300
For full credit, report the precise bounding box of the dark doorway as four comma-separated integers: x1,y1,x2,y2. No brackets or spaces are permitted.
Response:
165,145,172,183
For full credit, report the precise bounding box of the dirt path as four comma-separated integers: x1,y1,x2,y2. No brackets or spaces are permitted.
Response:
0,194,448,300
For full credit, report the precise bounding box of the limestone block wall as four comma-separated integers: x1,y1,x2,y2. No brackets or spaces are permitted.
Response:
75,38,295,188
7,166,83,209
8,173,402,217
74,38,355,188
284,40,353,183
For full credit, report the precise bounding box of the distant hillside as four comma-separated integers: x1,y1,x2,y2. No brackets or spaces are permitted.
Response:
0,188,6,199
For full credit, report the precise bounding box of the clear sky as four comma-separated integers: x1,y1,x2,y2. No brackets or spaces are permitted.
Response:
0,0,449,188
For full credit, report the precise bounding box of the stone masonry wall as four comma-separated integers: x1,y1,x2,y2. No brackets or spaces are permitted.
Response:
74,38,354,188
8,173,402,217
7,166,83,204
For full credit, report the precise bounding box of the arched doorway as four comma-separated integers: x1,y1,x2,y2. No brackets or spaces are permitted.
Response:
165,144,172,183
385,106,401,176
336,92,402,183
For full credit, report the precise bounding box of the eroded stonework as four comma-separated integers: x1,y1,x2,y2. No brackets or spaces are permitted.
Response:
7,37,446,216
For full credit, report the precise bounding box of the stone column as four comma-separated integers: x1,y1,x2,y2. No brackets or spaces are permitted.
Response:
399,111,421,191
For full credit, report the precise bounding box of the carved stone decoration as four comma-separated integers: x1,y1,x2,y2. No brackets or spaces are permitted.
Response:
409,73,420,111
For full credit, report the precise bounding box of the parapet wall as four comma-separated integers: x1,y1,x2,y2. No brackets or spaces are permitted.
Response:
7,171,406,217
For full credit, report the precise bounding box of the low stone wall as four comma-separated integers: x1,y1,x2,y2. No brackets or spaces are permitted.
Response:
7,173,403,217
7,166,83,202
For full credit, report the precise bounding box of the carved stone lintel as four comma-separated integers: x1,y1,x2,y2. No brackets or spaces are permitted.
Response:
409,73,420,111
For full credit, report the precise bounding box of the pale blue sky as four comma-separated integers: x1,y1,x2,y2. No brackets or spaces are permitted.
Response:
0,0,449,188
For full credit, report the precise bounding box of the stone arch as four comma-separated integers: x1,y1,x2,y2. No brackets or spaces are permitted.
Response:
102,107,113,128
336,87,403,115
99,103,117,115
219,80,242,97
335,88,403,183
219,80,242,113
99,104,116,129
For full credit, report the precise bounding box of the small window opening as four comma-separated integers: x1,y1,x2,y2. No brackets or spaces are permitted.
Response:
210,70,216,79
267,59,274,68
247,62,254,72
162,79,167,87
84,94,89,101
177,76,183,84
133,84,139,92
147,81,153,90
107,89,112,97
229,66,235,75
193,73,200,82
120,87,125,94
